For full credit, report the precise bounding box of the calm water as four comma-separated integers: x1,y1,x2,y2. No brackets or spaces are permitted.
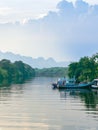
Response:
0,77,98,130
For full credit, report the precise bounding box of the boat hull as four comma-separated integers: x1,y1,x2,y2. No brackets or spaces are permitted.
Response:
52,82,92,89
52,83,58,89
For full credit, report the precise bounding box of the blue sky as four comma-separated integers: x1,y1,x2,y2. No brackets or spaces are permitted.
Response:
0,0,98,62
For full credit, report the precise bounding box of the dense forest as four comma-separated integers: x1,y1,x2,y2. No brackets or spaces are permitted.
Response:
35,67,68,77
68,53,98,82
0,59,35,85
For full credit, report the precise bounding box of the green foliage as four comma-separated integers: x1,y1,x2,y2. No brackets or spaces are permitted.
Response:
35,67,68,77
0,59,35,84
68,53,98,82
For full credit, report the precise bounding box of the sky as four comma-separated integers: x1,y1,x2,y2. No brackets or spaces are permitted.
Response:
0,0,98,62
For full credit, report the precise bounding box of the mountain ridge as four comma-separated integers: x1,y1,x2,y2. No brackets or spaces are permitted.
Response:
0,51,69,68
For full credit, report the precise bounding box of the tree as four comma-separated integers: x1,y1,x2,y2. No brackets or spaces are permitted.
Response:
68,54,98,82
0,59,35,84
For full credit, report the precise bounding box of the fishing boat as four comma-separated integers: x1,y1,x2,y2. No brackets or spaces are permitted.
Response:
52,77,92,89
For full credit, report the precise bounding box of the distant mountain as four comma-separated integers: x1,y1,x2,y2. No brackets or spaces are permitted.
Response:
0,51,69,68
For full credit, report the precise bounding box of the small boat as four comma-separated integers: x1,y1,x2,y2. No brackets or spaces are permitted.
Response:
91,79,98,89
52,83,58,89
52,77,92,89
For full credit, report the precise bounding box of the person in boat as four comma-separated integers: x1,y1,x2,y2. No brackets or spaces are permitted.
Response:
57,77,66,86
57,78,62,86
62,77,66,85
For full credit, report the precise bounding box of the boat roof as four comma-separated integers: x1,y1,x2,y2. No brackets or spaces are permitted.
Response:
94,79,98,81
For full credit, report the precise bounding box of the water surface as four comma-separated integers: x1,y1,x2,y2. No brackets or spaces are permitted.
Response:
0,77,98,130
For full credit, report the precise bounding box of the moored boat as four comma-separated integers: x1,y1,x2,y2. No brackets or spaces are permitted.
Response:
91,79,98,89
57,82,92,89
52,77,92,89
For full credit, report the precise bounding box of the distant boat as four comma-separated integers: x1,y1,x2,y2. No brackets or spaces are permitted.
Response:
52,78,92,89
91,79,98,89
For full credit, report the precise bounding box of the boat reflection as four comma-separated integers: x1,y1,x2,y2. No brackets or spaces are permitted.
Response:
58,88,98,109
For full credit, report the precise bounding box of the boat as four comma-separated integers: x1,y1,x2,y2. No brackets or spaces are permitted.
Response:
52,77,92,89
52,83,58,89
91,79,98,89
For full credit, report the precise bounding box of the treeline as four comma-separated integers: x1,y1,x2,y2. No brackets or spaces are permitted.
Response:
68,53,98,82
0,59,35,84
35,67,68,77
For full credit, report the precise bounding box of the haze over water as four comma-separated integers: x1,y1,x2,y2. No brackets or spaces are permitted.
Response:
0,77,98,130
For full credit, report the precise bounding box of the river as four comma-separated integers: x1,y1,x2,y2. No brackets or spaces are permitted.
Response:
0,77,98,130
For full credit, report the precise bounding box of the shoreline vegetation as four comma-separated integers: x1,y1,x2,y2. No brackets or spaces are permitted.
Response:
68,53,98,83
0,59,35,86
35,67,68,77
0,60,68,86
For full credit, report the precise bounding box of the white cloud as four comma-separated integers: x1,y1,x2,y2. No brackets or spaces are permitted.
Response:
0,0,97,23
0,0,98,61
36,13,48,19
0,7,12,15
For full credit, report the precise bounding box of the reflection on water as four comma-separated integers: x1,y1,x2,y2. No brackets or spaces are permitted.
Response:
0,78,26,87
59,88,98,109
0,77,98,130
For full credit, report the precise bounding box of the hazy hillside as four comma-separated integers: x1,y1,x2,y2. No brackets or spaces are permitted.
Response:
0,51,69,68
35,67,68,77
